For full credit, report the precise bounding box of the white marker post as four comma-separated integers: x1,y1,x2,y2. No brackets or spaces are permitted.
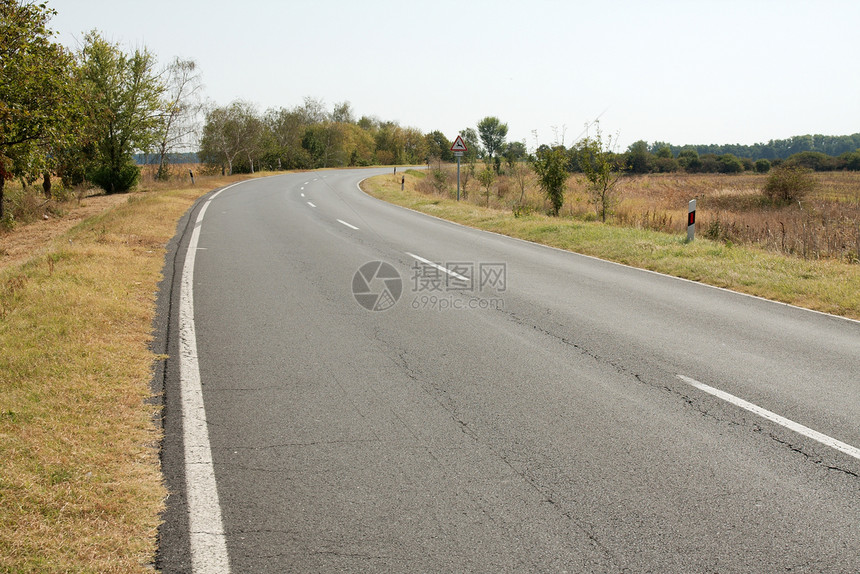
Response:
687,199,696,242
451,135,468,201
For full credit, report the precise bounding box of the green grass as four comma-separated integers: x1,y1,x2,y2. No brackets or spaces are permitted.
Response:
362,173,860,320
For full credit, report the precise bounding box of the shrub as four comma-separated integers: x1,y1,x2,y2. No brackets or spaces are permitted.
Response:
755,159,771,173
717,154,744,174
762,164,816,203
88,161,140,194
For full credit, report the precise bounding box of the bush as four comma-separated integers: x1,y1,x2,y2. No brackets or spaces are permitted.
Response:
786,151,836,171
763,164,816,203
88,162,140,194
755,159,771,173
717,154,744,174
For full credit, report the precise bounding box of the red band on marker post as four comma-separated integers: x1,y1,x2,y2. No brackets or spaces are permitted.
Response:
687,199,696,242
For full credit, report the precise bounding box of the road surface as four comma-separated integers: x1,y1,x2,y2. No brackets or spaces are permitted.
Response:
156,168,860,573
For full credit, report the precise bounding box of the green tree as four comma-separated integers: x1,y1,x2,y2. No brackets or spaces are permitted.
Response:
717,153,744,174
0,0,80,216
263,106,312,170
578,127,624,222
786,151,836,171
626,140,654,174
425,130,453,163
655,146,673,159
459,127,482,163
677,149,702,173
199,101,259,174
531,145,569,216
763,164,816,204
503,141,528,167
755,158,771,173
477,116,508,171
78,31,165,193
477,165,495,207
840,150,860,171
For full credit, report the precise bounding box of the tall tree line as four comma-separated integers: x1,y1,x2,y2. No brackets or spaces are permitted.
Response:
199,98,432,174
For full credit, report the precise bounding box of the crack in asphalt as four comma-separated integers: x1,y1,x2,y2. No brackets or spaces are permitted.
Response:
501,308,860,481
383,335,626,571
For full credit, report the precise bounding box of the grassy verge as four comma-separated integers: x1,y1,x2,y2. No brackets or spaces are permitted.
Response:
0,178,240,572
363,172,860,320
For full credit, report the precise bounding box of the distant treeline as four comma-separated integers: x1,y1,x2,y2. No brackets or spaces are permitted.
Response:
650,133,860,161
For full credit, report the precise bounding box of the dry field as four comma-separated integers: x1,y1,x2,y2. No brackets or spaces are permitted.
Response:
418,167,860,264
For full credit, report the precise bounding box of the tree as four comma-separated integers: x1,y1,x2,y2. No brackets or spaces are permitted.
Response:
678,149,702,173
755,159,771,173
330,101,355,124
503,141,528,167
655,146,673,159
532,145,569,216
263,107,312,170
840,150,860,171
717,153,744,174
786,151,836,171
477,116,508,171
763,164,816,204
477,165,495,207
460,127,482,163
626,140,654,174
425,131,453,163
78,31,165,193
577,126,624,222
509,158,531,206
199,101,259,175
0,0,80,216
152,57,203,180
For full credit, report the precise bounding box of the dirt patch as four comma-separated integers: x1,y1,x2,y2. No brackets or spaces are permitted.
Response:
0,194,129,272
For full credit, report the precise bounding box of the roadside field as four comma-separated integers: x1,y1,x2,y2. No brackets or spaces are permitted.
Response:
0,172,250,572
363,171,860,320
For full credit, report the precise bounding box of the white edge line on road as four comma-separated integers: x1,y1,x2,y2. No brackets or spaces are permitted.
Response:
307,201,316,208
406,251,470,282
677,374,860,462
179,183,241,573
355,177,859,326
337,219,359,230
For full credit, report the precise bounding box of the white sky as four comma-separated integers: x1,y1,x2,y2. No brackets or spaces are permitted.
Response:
50,0,860,151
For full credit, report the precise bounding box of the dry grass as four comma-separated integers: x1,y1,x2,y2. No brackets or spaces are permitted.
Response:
415,166,860,263
0,170,254,572
364,171,860,319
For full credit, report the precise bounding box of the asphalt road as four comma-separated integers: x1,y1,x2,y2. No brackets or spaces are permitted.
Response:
156,168,860,573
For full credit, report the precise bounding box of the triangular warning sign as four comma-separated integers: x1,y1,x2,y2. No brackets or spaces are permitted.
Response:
450,135,468,152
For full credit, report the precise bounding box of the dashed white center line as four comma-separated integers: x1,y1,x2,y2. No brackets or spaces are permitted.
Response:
337,219,359,230
300,193,305,197
307,202,316,208
406,252,470,282
677,374,860,462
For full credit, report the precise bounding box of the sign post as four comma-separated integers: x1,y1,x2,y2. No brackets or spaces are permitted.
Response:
451,135,468,201
687,199,697,242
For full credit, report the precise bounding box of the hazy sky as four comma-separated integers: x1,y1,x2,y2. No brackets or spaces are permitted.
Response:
50,0,859,150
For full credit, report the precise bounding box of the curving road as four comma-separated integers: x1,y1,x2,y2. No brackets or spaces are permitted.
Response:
156,168,860,573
